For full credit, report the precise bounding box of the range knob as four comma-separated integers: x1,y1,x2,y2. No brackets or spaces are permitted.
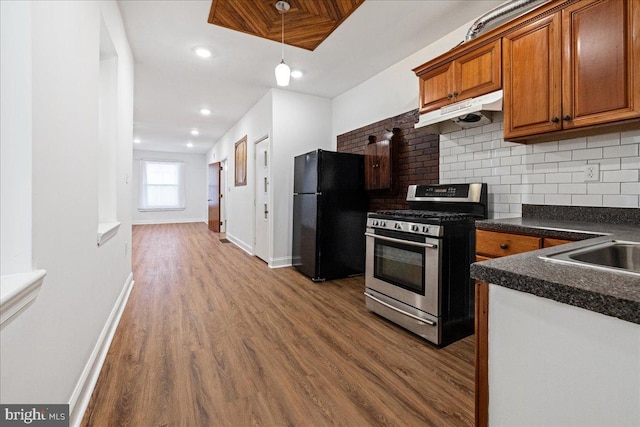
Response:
372,220,379,226
380,221,386,227
411,224,419,232
394,223,402,230
422,226,429,233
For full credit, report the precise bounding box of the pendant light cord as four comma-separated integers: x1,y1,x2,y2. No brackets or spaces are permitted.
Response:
281,9,285,60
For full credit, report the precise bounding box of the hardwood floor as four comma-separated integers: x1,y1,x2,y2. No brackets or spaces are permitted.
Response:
82,223,475,426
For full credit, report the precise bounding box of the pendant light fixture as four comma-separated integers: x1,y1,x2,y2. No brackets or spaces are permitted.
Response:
274,1,291,87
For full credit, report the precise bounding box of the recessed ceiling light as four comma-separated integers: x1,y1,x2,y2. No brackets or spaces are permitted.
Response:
200,108,211,116
194,47,212,58
187,142,194,148
133,138,141,144
190,129,199,136
290,70,303,79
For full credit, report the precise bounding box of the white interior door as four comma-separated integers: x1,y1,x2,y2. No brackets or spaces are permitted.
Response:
220,158,227,233
254,136,270,262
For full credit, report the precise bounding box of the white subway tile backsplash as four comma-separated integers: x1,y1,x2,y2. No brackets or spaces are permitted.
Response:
603,195,639,208
466,160,482,169
501,174,521,185
451,145,466,155
603,169,639,182
473,132,493,143
572,194,603,206
465,127,484,136
450,161,466,171
545,172,573,183
473,150,491,160
482,158,502,168
439,118,640,216
458,153,474,162
621,129,640,144
482,140,503,151
492,166,511,176
558,161,587,172
560,137,587,150
604,144,638,158
587,133,620,148
501,155,522,166
544,151,572,162
596,158,621,170
521,153,545,164
533,141,559,153
621,157,640,169
533,183,558,194
510,184,533,194
522,174,545,184
558,183,587,194
587,182,620,194
510,164,534,175
545,194,572,205
533,162,558,173
621,182,640,194
521,194,545,204
573,148,603,160
492,148,511,158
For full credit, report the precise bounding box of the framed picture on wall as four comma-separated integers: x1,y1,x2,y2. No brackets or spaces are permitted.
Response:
235,136,247,186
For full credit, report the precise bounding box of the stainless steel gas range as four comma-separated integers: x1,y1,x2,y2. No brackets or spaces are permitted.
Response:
364,183,487,346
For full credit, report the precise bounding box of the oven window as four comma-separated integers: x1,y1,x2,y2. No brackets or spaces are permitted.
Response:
374,239,425,295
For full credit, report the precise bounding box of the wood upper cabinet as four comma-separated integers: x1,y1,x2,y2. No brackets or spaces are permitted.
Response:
364,138,392,191
416,39,502,114
504,0,640,141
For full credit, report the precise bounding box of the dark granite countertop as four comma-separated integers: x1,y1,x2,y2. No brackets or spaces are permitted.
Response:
471,205,640,325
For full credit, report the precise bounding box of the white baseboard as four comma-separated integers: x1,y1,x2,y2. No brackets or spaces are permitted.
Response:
132,217,207,225
269,257,292,269
68,272,135,427
226,234,253,255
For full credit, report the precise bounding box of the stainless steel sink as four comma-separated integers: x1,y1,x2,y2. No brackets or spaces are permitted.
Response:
541,240,640,276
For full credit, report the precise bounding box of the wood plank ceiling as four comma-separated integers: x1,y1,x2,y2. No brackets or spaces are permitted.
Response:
208,0,366,51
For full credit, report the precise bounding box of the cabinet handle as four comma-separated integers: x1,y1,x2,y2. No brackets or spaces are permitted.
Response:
563,115,571,121
447,93,453,99
500,243,508,250
551,117,560,123
453,91,459,97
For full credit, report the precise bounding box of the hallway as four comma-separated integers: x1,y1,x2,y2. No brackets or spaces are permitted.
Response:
82,223,475,426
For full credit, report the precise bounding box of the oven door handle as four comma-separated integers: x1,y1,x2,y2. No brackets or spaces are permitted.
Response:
364,292,436,326
364,232,438,249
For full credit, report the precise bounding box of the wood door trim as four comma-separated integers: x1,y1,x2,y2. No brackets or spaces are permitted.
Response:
475,280,489,427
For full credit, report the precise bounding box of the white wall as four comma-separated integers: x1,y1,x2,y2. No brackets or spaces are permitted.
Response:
488,285,640,426
206,89,332,265
1,0,32,275
0,0,134,422
331,20,474,144
207,91,273,252
271,90,333,266
132,150,207,224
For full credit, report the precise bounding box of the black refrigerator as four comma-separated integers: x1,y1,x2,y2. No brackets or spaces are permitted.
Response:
292,149,367,281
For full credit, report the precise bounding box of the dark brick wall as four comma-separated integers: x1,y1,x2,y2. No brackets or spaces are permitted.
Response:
337,109,439,211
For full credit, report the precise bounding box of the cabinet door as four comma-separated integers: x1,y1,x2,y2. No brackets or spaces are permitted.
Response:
503,12,562,140
455,39,502,102
418,62,454,113
364,143,379,190
364,141,392,191
562,0,640,128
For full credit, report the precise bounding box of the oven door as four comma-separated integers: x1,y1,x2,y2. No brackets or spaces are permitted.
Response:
365,228,441,316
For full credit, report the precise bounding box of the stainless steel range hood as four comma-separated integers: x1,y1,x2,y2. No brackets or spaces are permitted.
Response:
415,90,503,134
